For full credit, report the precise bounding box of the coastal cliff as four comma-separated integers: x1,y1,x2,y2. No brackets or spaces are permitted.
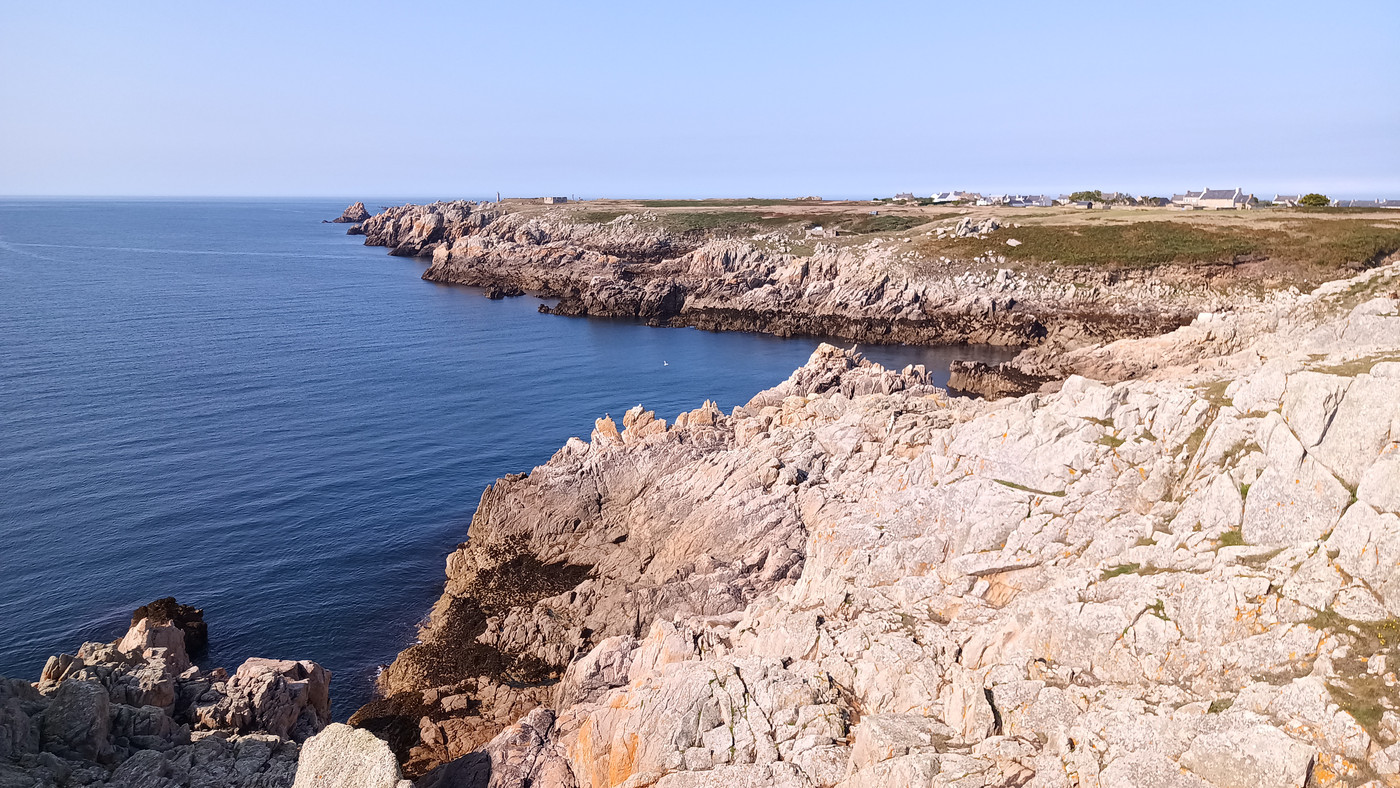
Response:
347,201,1226,355
331,259,1400,787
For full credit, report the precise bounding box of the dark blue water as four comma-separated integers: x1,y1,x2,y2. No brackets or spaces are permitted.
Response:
0,199,1015,718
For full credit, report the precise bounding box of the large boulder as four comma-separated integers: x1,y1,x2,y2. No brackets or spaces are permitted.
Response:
39,680,111,761
117,618,190,675
293,723,406,788
130,597,208,656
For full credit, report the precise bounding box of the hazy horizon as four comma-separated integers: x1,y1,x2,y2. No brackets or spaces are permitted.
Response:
3,2,1397,199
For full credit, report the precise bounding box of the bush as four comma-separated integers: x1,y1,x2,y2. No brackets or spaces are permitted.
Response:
1299,193,1331,208
1070,190,1104,202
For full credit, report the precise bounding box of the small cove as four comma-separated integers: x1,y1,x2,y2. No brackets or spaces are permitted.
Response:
0,199,1017,718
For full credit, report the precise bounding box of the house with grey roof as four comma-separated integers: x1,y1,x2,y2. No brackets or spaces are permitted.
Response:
1005,195,1053,208
929,191,975,204
1173,188,1251,210
1171,191,1204,207
1273,195,1300,207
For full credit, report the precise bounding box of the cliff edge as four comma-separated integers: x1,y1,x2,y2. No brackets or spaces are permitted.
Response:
335,260,1400,787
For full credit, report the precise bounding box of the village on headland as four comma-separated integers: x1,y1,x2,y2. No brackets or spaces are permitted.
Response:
887,189,1400,210
528,189,1400,211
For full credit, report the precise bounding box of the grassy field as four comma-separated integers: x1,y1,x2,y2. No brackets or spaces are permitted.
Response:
546,198,1400,276
636,198,827,208
918,217,1400,270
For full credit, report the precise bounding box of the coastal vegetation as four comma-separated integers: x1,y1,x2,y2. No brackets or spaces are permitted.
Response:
918,216,1400,273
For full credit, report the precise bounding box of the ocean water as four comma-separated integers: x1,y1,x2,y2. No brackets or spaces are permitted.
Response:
0,199,1015,718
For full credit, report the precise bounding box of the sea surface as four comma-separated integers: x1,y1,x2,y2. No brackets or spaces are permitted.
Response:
0,199,1016,718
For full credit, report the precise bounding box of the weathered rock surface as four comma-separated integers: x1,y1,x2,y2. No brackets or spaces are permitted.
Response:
292,723,408,788
343,261,1400,787
2,599,328,788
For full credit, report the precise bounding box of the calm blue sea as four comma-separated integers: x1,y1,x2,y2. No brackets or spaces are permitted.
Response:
0,199,1014,718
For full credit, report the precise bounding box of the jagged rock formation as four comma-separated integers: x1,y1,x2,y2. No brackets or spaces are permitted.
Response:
340,261,1400,787
1,599,330,788
348,202,1239,350
331,201,372,224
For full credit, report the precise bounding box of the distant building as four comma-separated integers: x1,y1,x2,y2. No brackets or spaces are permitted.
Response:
1273,195,1300,207
1070,201,1093,209
542,196,568,204
1201,188,1251,209
930,191,977,204
1005,194,1054,208
1171,191,1204,208
1332,198,1400,208
1172,188,1251,210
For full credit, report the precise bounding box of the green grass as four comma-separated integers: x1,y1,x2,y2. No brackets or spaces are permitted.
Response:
1097,435,1125,448
994,479,1067,497
1182,425,1209,463
915,217,1400,270
638,198,821,208
1208,697,1234,714
1306,612,1400,738
1310,351,1400,377
657,211,764,235
1218,529,1246,547
1100,563,1140,581
1135,535,1158,547
1197,380,1234,408
842,214,928,234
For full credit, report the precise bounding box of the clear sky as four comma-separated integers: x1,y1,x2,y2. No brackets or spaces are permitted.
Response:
2,1,1396,199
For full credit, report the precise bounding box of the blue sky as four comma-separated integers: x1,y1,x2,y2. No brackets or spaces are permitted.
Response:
2,2,1396,198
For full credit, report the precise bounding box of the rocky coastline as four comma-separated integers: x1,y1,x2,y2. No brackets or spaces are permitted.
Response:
330,258,1400,788
9,204,1400,787
344,201,1233,374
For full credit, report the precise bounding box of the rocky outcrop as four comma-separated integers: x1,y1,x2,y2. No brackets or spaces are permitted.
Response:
2,599,329,788
129,598,207,657
331,201,372,223
343,261,1400,787
350,202,1224,353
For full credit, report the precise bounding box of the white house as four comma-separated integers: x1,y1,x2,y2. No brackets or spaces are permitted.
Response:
1173,188,1251,210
